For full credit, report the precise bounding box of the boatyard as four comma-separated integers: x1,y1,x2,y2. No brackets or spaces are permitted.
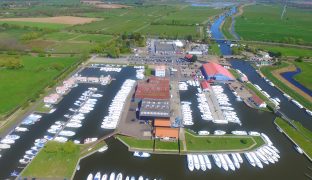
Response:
0,3,311,180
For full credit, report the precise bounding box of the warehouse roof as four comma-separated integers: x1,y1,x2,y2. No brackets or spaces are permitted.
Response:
154,118,171,127
202,62,234,80
139,99,170,118
135,77,170,100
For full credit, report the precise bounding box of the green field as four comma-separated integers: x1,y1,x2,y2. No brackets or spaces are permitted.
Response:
209,43,221,56
139,24,199,38
117,135,154,150
41,32,79,41
157,6,222,25
275,117,312,159
0,21,68,30
235,4,312,45
185,131,265,152
250,44,312,57
21,141,80,179
260,62,312,109
221,17,235,39
0,55,77,115
155,140,179,151
293,61,312,90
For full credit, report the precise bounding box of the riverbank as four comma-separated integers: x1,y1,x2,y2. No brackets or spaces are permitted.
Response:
274,117,312,161
260,63,312,110
245,82,275,109
116,131,266,154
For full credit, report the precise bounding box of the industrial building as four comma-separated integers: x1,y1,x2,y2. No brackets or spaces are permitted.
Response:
139,99,170,120
154,41,176,55
201,62,234,81
155,65,166,77
134,77,170,101
154,127,179,140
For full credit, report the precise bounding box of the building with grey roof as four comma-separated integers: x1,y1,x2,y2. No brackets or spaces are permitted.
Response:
139,98,170,119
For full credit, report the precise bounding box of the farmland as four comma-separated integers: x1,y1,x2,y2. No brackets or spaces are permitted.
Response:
235,4,312,45
0,55,77,116
250,44,312,57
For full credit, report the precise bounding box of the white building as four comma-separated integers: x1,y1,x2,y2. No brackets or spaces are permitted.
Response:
155,65,166,77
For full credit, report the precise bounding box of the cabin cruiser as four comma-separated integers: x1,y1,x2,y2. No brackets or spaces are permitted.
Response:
98,146,108,152
250,152,263,168
234,153,243,164
231,131,247,135
0,144,11,149
87,173,93,180
192,155,200,170
231,153,240,169
116,173,123,180
187,154,194,171
15,127,28,132
223,154,235,171
19,158,30,164
255,151,269,165
212,154,222,168
203,155,212,170
133,151,150,158
198,155,207,171
101,174,107,180
217,154,228,171
35,138,47,144
214,130,226,135
5,135,20,140
244,152,256,167
94,172,101,180
248,131,260,136
109,172,115,180
84,138,98,144
59,130,75,137
198,131,209,135
1,139,15,144
25,150,37,156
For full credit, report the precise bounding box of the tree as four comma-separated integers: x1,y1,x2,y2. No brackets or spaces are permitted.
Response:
190,55,197,62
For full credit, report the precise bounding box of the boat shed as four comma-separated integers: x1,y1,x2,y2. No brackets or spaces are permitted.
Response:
201,62,234,81
154,118,171,127
139,99,170,120
154,127,179,139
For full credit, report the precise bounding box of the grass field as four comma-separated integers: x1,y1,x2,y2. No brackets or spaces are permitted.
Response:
275,117,312,159
154,140,179,151
139,25,199,38
260,63,312,109
0,55,77,115
293,61,312,90
221,17,235,39
157,6,222,25
235,4,312,45
117,135,154,150
185,131,265,152
0,21,68,30
21,141,80,179
48,42,95,53
250,44,312,57
209,43,221,56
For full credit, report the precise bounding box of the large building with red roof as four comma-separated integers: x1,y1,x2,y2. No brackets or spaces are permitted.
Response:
134,76,170,101
201,62,234,81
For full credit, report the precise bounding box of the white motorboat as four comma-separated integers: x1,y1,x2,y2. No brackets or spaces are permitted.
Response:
231,153,240,169
234,153,243,164
133,151,150,158
198,131,209,136
212,154,222,168
116,173,123,180
244,153,256,167
250,152,263,168
192,155,200,170
198,155,207,171
231,131,247,135
203,155,212,170
1,139,15,144
125,176,129,180
19,158,30,164
84,138,98,144
138,176,143,180
187,154,194,171
98,146,108,152
55,136,68,143
0,144,11,149
101,174,108,180
87,173,93,180
59,130,75,137
94,172,101,180
214,130,226,135
255,151,269,165
218,154,228,171
223,154,235,171
295,146,303,154
109,172,115,180
15,127,28,132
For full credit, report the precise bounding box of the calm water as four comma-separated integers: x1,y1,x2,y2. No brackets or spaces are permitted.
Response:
281,68,312,97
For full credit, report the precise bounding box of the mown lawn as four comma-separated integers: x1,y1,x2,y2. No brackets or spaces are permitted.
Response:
275,117,312,159
293,61,312,90
0,55,77,115
235,4,312,45
117,135,154,150
260,63,312,109
21,141,80,179
185,131,265,152
155,140,179,151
